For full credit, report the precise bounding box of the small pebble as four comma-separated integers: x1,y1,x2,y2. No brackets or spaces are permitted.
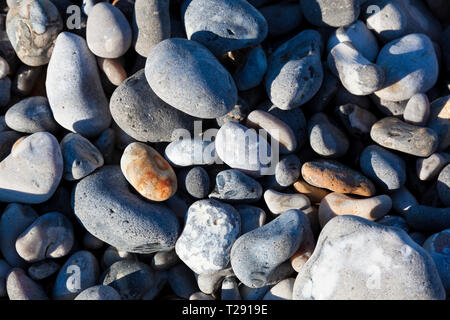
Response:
235,205,266,235
12,65,42,96
7,268,48,300
233,46,267,91
180,167,210,199
263,278,295,300
300,0,360,27
102,246,137,269
264,189,311,215
437,164,450,206
416,153,449,181
404,93,430,126
221,277,241,300
28,260,60,281
75,285,121,300
209,169,262,203
97,57,127,86
0,56,9,79
151,250,179,271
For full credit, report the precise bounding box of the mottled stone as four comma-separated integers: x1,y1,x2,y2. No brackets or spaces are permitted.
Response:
264,189,311,215
209,169,262,203
75,285,121,300
7,268,48,300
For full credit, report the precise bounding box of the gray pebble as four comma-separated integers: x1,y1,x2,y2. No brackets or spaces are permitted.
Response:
181,167,210,199
233,45,267,91
335,104,378,138
300,0,359,27
73,166,179,253
7,268,48,300
270,154,301,188
151,250,179,271
263,278,295,300
235,205,266,235
209,169,263,203
416,153,449,181
263,189,311,215
221,277,241,300
168,264,198,299
102,246,137,269
12,65,42,97
428,96,449,151
28,260,60,281
403,93,430,126
196,268,234,295
437,164,450,206
75,285,121,300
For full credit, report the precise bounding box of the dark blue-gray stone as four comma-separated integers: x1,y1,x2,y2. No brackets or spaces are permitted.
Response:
209,169,263,203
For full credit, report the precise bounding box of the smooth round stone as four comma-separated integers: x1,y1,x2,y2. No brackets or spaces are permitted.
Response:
181,166,210,199
247,109,297,154
215,122,272,176
121,142,177,202
370,117,439,157
300,0,359,27
175,199,240,275
102,246,137,269
377,215,409,233
6,0,63,66
328,42,385,96
265,29,323,110
75,285,121,300
53,251,100,300
132,0,170,57
110,69,199,143
405,205,450,231
15,212,74,262
235,205,266,235
0,77,11,108
423,230,450,294
61,133,104,181
0,132,63,203
28,260,60,281
428,96,449,151
82,0,102,15
293,178,330,205
5,96,58,134
327,20,378,62
196,268,235,295
271,154,301,188
264,189,311,215
165,138,216,167
0,131,22,162
86,2,131,58
221,277,241,300
182,0,267,56
216,97,250,127
437,164,450,206
302,160,376,196
190,292,214,300
46,33,110,137
360,145,406,191
262,278,295,300
335,104,378,138
404,93,430,126
416,153,449,181
102,260,155,300
0,56,9,79
308,112,349,158
0,260,10,297
6,268,48,300
151,250,179,271
391,187,418,214
260,1,302,37
293,216,445,300
319,192,392,227
97,57,127,86
94,128,115,164
374,34,438,102
0,204,38,267
168,264,198,299
233,46,267,91
146,39,237,119
231,210,307,288
12,65,42,96
209,169,263,203
73,166,180,253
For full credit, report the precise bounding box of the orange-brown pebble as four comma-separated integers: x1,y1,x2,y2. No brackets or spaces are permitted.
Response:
293,178,330,204
120,142,177,201
301,160,376,196
97,57,127,86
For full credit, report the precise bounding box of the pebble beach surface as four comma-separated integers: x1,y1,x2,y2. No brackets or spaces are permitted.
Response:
0,0,449,301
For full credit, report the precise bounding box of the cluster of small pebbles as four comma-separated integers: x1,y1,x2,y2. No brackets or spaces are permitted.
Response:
0,0,449,301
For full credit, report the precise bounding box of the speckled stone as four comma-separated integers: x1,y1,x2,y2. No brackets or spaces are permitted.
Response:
61,133,104,181
404,93,430,126
0,132,63,204
300,0,360,27
6,268,48,300
437,164,450,206
146,38,237,119
121,142,177,202
6,0,63,66
75,285,121,300
293,216,445,300
209,169,262,203
73,166,180,253
28,260,60,280
370,117,438,157
416,153,449,181
264,189,311,215
175,199,240,275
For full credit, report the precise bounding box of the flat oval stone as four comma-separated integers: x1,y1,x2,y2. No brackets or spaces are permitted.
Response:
302,160,376,196
318,192,392,227
308,112,349,158
165,138,217,167
231,209,308,288
53,251,100,300
6,268,48,300
335,104,378,138
247,110,297,154
437,164,450,206
423,230,450,294
61,133,104,181
416,153,449,181
404,93,430,126
405,205,450,231
73,166,180,253
6,0,63,66
86,2,131,58
182,0,268,56
0,204,39,267
375,33,439,102
264,189,311,215
370,117,439,157
175,199,241,275
132,0,170,57
75,285,121,300
235,205,266,235
97,57,127,86
110,69,200,143
28,260,60,280
102,260,155,300
5,96,58,134
293,215,445,300
428,96,449,151
15,212,74,262
209,169,263,203
0,132,63,203
233,45,267,91
46,32,111,137
215,122,272,177
121,142,177,202
265,30,323,110
300,0,359,27
145,38,237,119
360,145,406,191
